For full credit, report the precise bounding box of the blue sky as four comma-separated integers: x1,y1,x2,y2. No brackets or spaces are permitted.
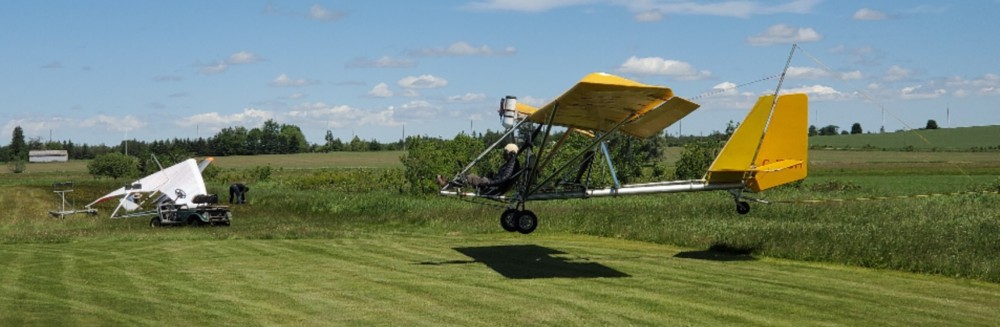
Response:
2,1,998,146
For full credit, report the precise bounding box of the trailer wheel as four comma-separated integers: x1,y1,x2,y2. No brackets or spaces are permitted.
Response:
149,217,162,228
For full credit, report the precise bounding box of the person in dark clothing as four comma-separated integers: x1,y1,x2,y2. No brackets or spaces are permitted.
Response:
437,143,521,195
229,183,249,204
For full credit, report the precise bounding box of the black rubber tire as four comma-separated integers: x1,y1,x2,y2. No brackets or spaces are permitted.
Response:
736,201,751,215
149,217,162,228
187,215,202,227
500,209,518,232
515,210,538,234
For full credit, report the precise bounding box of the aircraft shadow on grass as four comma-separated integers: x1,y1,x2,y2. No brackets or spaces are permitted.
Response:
673,243,757,262
421,245,630,279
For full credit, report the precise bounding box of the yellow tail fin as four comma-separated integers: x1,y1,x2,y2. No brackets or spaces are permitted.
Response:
705,93,808,191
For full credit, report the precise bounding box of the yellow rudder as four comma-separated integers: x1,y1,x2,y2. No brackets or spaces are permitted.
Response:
705,95,775,184
747,93,808,191
705,93,809,191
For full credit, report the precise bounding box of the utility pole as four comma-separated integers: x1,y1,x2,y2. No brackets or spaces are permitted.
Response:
880,105,885,133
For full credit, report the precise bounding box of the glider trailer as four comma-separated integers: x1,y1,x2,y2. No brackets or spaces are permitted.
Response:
439,72,808,234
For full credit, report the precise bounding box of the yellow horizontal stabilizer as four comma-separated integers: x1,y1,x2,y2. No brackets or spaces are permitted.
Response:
753,159,803,172
527,73,678,135
621,97,700,138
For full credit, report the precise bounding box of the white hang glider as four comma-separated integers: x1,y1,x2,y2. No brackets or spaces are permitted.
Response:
86,158,229,226
439,72,808,234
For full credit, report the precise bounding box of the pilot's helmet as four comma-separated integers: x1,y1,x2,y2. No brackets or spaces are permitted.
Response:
504,143,519,154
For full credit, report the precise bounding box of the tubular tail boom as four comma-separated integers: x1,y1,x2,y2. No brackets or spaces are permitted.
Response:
705,93,808,192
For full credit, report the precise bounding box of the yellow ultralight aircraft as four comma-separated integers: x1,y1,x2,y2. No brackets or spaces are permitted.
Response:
439,72,808,234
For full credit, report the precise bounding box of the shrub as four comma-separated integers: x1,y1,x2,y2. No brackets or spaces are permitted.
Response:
6,160,26,174
673,142,719,180
87,152,139,179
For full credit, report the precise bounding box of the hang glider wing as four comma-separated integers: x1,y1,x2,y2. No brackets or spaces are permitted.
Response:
523,73,700,138
87,158,208,210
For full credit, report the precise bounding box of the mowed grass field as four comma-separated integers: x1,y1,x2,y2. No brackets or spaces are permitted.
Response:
2,149,999,325
4,234,999,326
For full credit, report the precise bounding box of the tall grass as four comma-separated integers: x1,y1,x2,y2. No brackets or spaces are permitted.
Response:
3,153,999,283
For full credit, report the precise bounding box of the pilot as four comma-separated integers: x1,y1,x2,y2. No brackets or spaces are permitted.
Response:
438,143,521,195
229,183,250,204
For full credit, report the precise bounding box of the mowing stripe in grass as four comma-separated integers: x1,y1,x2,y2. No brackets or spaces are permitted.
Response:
7,233,997,326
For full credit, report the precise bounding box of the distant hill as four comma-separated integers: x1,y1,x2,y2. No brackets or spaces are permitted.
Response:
808,125,1000,151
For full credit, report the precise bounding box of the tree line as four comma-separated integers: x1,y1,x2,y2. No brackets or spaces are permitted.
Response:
0,119,406,163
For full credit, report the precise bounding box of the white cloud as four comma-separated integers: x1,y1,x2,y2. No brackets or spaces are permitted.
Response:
81,115,148,133
398,74,449,89
780,84,846,101
784,66,864,81
900,85,946,99
368,83,394,98
228,51,262,64
710,81,739,96
840,70,864,80
853,8,888,20
884,65,911,81
176,108,273,128
270,73,318,87
786,66,829,79
463,0,822,18
462,0,595,13
396,100,442,121
198,62,228,75
309,4,347,21
346,56,416,68
402,89,421,97
286,102,402,128
747,24,822,46
448,93,487,103
197,51,263,75
634,9,663,22
616,56,711,80
414,42,517,57
944,73,1000,96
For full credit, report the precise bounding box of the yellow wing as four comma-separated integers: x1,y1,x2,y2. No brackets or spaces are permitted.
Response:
525,73,699,138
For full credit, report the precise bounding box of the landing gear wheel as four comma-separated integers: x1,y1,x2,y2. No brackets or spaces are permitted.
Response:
500,209,518,232
736,201,751,215
149,217,162,228
515,210,538,234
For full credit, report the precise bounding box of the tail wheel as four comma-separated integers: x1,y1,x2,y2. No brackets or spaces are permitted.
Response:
500,209,518,232
515,210,538,234
149,217,162,228
736,201,751,215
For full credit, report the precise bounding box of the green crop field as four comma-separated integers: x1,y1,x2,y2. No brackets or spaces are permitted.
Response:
1,148,999,325
809,125,1000,151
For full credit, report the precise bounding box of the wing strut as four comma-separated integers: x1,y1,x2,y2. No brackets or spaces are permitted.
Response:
527,112,637,197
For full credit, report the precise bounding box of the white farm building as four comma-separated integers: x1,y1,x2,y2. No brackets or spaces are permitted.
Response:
29,150,69,163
